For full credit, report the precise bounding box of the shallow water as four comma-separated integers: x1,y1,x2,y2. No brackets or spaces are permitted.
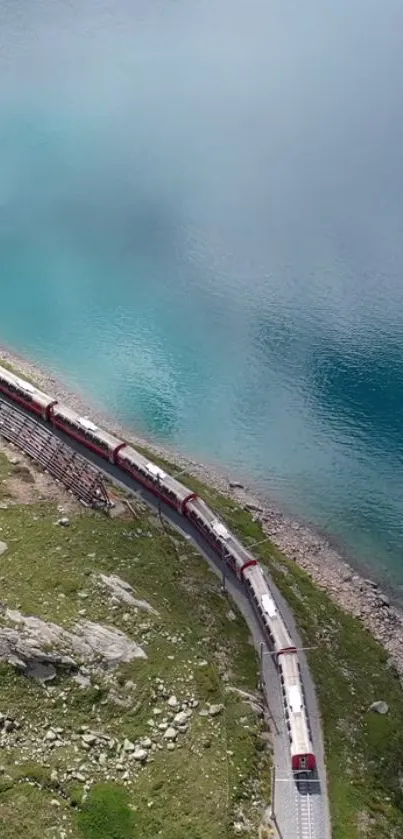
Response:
1,1,403,583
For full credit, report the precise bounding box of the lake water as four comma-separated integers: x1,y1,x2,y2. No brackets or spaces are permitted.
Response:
1,0,403,586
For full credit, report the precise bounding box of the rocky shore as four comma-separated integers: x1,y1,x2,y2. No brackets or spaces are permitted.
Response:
2,345,403,679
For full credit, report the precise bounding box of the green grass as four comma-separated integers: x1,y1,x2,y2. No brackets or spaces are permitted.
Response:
76,783,136,839
0,493,269,839
0,783,75,839
0,451,13,499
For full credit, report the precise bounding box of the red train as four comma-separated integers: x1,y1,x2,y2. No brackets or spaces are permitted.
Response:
0,363,316,775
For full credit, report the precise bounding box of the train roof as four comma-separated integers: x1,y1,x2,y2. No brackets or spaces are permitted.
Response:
121,446,195,502
288,685,303,714
211,520,230,540
280,653,312,756
244,564,295,650
52,404,123,446
0,365,56,408
145,462,166,479
261,592,277,619
190,496,255,563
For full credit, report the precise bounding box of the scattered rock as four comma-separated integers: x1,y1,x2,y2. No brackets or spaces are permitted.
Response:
167,696,178,708
72,670,92,689
97,574,158,614
57,518,70,527
82,734,97,747
174,711,190,726
369,701,389,715
208,704,224,717
123,739,135,752
229,482,244,489
377,594,390,608
163,727,178,741
24,660,57,683
0,542,8,556
133,748,148,762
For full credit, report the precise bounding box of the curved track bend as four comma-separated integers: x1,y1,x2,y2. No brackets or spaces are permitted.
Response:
0,396,332,839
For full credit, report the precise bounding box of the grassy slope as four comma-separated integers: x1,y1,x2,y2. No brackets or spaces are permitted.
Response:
0,451,270,839
129,447,403,839
1,360,403,835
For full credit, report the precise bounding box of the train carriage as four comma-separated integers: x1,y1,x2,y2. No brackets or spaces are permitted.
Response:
244,566,297,659
0,366,56,419
50,404,126,462
183,496,256,576
279,652,316,772
117,446,197,513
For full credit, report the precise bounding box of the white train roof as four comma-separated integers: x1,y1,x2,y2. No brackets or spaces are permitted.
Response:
145,462,166,479
189,496,255,564
261,592,277,619
0,365,55,407
280,653,312,756
245,564,295,650
52,404,123,446
122,446,195,502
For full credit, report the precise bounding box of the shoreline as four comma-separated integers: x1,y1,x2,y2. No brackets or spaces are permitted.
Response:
2,344,403,677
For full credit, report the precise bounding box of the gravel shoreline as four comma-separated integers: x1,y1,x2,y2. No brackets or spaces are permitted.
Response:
2,345,403,677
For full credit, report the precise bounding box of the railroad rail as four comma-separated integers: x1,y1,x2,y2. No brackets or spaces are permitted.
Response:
297,776,314,839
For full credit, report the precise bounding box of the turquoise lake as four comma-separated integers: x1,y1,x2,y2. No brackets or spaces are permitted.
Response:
1,0,403,587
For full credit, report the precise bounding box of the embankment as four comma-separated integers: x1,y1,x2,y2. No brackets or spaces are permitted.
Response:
1,345,403,679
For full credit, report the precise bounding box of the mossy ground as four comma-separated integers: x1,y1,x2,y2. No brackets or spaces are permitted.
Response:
0,446,270,839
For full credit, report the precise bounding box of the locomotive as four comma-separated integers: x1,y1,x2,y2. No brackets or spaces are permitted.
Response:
0,363,316,774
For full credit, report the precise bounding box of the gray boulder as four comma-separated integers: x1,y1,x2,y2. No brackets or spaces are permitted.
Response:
369,701,389,715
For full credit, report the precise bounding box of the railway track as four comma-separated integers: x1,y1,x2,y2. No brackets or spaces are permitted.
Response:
296,775,314,839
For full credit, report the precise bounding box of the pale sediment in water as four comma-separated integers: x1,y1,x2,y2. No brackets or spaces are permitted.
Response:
1,344,403,677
